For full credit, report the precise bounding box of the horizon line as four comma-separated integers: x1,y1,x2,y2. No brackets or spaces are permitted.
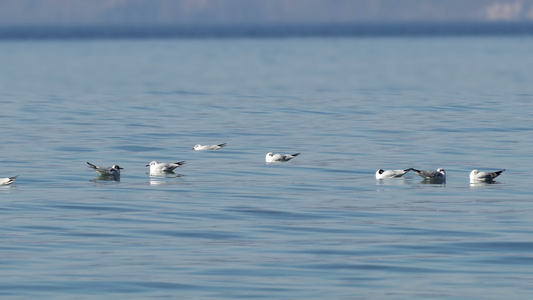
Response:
1,21,533,39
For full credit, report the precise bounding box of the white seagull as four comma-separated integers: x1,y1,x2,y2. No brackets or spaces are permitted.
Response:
410,167,446,181
265,152,300,163
87,162,123,177
146,161,186,174
470,169,505,183
375,169,410,180
1,175,18,185
193,143,226,150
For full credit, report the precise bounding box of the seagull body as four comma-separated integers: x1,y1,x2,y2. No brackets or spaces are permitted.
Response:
410,168,446,181
87,162,123,177
376,169,410,180
265,152,300,163
470,169,505,183
146,161,185,174
1,175,18,185
193,143,226,150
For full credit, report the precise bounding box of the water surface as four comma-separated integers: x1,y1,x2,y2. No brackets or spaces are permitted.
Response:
1,36,533,299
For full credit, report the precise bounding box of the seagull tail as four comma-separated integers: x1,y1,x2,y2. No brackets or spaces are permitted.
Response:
218,143,227,147
87,162,97,169
292,153,301,157
174,161,186,166
494,169,505,176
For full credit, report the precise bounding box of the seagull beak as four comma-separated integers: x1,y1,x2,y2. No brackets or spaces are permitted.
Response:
145,164,150,167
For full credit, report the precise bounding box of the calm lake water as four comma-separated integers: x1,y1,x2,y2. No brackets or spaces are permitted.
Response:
1,36,533,299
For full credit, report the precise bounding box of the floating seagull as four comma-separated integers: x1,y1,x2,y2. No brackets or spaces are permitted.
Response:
470,169,505,183
146,161,186,174
192,143,226,150
87,162,123,177
265,152,300,163
375,169,411,180
410,167,446,182
1,175,18,185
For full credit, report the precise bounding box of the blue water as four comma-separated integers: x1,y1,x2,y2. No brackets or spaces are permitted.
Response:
1,36,533,299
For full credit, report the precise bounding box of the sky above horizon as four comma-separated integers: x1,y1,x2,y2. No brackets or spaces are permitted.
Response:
1,0,533,27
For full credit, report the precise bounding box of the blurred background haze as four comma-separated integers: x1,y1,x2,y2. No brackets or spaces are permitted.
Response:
1,0,533,38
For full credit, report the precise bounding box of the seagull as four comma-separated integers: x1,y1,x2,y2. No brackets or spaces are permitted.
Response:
1,175,18,185
265,152,300,163
87,162,123,177
146,161,186,174
410,167,446,181
375,169,410,180
470,169,505,183
192,143,226,150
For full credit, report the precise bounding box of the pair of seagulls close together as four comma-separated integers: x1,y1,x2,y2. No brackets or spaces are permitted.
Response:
376,167,505,183
87,161,186,177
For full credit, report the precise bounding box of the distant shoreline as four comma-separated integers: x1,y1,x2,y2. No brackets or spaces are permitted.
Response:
1,22,533,39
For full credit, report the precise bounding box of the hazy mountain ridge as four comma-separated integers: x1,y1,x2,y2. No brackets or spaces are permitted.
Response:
1,0,533,26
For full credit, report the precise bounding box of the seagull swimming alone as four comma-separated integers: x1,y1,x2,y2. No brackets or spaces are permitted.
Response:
265,152,300,163
87,162,123,177
375,169,411,180
192,143,226,150
1,175,18,185
470,169,505,183
410,167,446,182
146,161,186,174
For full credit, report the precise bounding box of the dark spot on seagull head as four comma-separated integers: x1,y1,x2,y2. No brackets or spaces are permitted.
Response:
378,169,384,174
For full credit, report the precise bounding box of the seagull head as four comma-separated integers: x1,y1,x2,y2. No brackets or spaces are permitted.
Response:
146,161,157,167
